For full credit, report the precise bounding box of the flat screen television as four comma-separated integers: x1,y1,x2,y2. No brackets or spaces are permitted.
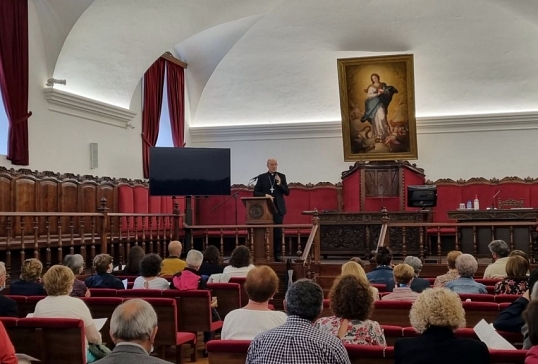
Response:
149,147,231,196
407,185,437,208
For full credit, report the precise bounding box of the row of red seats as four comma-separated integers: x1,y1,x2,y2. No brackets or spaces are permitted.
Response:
206,340,528,364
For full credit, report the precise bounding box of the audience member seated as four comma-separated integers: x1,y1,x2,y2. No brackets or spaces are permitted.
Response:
116,245,145,275
394,288,489,364
34,265,103,363
246,279,351,364
63,254,90,297
366,247,395,292
172,249,207,290
382,264,420,302
348,256,366,268
494,255,529,295
315,275,386,346
494,270,538,348
160,240,186,276
403,256,431,293
198,245,224,278
85,254,125,290
95,299,169,364
341,261,380,300
133,254,170,290
433,250,462,288
445,254,487,294
9,258,47,296
210,245,255,283
524,299,538,364
221,265,286,340
0,262,18,317
483,239,510,279
0,321,17,364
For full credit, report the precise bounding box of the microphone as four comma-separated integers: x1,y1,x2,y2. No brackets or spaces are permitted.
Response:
492,190,501,210
250,176,259,182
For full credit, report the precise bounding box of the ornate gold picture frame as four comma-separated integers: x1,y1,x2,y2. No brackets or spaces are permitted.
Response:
338,54,417,161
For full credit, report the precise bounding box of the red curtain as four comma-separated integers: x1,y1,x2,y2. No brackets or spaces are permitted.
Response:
141,58,166,178
0,0,32,165
166,61,185,148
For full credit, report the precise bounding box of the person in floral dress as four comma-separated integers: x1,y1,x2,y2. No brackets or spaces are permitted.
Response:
494,255,529,295
314,275,386,346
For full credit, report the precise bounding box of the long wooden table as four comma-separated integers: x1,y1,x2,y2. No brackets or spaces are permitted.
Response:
447,209,538,256
307,211,432,257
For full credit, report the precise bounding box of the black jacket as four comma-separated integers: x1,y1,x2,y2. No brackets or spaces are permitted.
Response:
253,172,289,215
395,326,489,364
0,295,18,317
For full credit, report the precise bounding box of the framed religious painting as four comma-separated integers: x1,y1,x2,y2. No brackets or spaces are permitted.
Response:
338,54,418,161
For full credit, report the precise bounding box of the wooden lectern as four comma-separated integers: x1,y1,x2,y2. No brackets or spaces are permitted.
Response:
241,197,277,263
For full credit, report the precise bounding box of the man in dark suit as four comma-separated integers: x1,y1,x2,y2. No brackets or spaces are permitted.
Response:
253,159,290,262
0,262,18,317
96,299,170,364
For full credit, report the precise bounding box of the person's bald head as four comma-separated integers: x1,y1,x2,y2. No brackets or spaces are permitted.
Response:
168,240,182,257
110,299,158,349
267,159,278,173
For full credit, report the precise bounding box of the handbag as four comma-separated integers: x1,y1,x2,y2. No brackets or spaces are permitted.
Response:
88,343,112,359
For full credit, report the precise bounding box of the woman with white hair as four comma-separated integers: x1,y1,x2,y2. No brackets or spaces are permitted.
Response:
394,288,489,364
63,254,90,297
172,249,206,290
445,254,487,294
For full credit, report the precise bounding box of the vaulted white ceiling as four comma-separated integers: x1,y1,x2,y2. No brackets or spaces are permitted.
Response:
34,0,538,126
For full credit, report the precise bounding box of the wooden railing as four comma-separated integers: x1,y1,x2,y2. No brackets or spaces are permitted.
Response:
0,198,182,281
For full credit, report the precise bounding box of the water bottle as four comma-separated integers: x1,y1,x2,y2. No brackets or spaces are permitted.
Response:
466,200,472,209
473,195,480,210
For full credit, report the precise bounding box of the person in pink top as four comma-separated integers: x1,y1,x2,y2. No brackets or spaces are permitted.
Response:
0,321,17,364
382,264,420,302
172,249,207,290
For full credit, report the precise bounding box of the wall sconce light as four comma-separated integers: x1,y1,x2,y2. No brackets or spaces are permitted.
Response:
46,78,67,87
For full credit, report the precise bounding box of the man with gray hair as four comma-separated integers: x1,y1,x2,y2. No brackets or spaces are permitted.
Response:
403,256,431,293
93,299,168,363
484,239,511,279
0,262,18,317
246,279,350,364
445,254,487,294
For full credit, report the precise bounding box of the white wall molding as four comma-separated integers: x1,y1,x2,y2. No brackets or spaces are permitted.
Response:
43,88,137,128
189,111,538,142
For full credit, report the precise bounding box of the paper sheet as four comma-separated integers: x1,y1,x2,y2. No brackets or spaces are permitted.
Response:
473,319,516,350
16,353,40,363
94,318,108,332
26,313,34,318
122,279,128,289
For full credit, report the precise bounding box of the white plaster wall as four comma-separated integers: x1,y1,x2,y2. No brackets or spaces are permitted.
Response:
0,2,144,179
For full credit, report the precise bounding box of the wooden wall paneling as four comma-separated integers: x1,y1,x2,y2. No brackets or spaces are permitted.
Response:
0,174,12,239
59,180,80,254
36,179,59,236
13,175,38,238
97,183,116,213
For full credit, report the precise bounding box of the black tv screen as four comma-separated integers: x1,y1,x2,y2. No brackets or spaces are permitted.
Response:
407,185,437,208
149,147,231,196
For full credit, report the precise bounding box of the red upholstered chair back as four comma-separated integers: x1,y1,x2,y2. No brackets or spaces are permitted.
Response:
206,340,250,364
344,344,395,363
494,294,519,303
371,301,413,327
88,288,117,297
118,289,163,298
372,283,386,292
207,282,241,319
458,293,495,302
432,184,462,223
489,349,527,363
285,187,311,224
381,325,404,346
14,317,86,364
342,172,360,211
5,295,31,317
172,290,223,333
130,297,178,348
228,276,248,307
462,301,500,327
81,297,124,346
